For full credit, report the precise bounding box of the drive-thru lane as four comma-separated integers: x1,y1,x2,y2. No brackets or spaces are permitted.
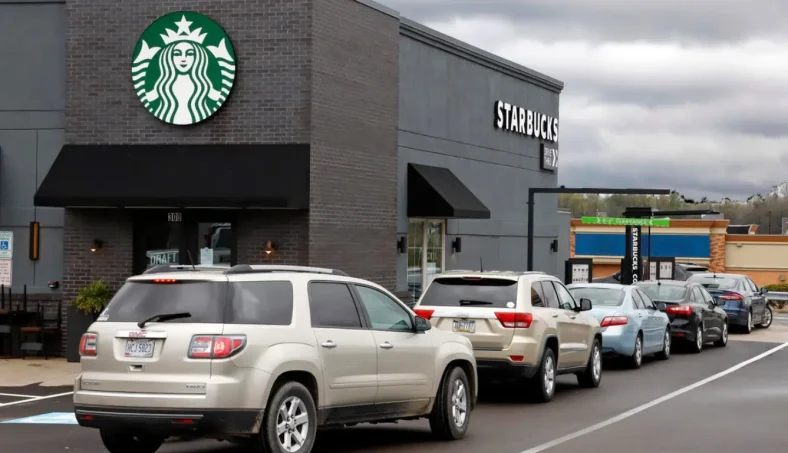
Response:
0,340,783,453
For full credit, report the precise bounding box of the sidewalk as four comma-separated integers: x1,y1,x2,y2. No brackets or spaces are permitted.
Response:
0,358,79,387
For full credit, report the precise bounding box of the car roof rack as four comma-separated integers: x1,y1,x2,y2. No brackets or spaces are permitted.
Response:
224,264,349,276
142,264,229,274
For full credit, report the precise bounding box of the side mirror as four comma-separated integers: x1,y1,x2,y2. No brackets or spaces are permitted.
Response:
613,272,622,282
761,287,769,295
414,316,432,332
578,298,593,311
656,302,667,311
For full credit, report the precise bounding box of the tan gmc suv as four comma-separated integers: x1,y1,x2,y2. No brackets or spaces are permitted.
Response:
74,265,478,453
412,270,602,403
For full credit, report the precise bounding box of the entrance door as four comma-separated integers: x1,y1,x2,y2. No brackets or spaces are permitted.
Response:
132,211,238,275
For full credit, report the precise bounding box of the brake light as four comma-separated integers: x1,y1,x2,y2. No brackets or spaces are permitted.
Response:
462,276,483,280
79,333,98,356
152,278,177,283
600,316,628,327
495,312,533,328
413,309,434,320
720,293,743,301
666,305,693,316
188,335,246,359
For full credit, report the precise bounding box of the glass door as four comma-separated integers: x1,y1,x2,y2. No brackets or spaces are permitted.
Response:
183,211,238,269
407,218,445,302
132,212,186,275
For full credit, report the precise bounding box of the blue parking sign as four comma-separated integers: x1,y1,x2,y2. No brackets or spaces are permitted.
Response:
0,241,8,250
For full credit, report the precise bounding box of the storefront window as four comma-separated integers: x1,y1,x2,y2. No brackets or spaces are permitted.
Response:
407,219,445,301
141,222,181,271
198,222,233,267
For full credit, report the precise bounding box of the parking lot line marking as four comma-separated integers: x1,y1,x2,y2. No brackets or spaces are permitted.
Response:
0,391,73,408
520,341,788,453
0,393,37,399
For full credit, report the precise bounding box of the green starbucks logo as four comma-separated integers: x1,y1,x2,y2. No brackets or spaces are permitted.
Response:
131,12,236,125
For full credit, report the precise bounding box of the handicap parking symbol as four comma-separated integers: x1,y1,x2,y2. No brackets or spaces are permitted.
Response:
0,241,8,250
2,412,77,425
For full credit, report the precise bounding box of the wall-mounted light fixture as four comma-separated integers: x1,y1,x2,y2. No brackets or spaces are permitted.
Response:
29,221,40,261
550,239,558,253
396,236,407,254
451,237,462,253
264,240,277,257
90,239,104,253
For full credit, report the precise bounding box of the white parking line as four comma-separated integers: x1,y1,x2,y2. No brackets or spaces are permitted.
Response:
520,341,788,453
0,393,37,399
0,392,73,408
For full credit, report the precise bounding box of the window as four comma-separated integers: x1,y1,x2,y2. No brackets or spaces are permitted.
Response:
746,278,759,293
540,281,560,309
531,283,546,307
101,281,227,323
686,275,738,290
407,219,445,301
699,287,715,305
198,222,233,266
419,277,518,308
553,282,578,311
637,289,656,310
638,284,687,302
355,285,413,331
226,281,293,325
631,290,646,309
308,282,363,329
568,287,625,307
691,287,704,303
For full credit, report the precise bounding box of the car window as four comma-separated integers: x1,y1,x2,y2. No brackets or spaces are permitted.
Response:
638,283,687,302
100,280,227,323
308,282,363,329
699,287,715,305
691,286,704,303
746,278,759,293
553,282,578,310
631,290,646,309
687,275,739,290
419,277,518,308
226,281,293,325
567,287,625,307
540,281,561,309
637,289,656,309
355,285,413,332
531,283,546,307
674,267,687,280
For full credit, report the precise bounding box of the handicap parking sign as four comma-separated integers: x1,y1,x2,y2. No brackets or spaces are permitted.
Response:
0,241,8,250
0,231,12,259
2,412,78,425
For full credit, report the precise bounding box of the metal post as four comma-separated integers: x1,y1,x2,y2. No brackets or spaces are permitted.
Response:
527,188,535,271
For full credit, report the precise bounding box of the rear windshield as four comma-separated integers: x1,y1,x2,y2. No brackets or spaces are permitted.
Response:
420,277,518,308
568,287,625,306
100,280,293,325
637,284,687,302
686,275,739,290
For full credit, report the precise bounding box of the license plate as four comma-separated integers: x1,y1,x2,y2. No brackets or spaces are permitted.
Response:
125,339,155,358
453,320,476,333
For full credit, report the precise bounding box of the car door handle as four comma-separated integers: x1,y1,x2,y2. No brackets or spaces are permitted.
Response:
379,342,394,349
569,315,577,320
321,341,337,349
552,314,559,318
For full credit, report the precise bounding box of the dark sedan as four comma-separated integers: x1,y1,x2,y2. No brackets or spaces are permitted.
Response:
685,272,772,333
636,280,728,353
594,262,708,283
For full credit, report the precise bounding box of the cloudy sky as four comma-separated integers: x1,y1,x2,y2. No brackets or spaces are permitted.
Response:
380,0,788,201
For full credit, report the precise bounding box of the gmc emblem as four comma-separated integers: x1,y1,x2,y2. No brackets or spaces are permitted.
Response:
129,331,147,338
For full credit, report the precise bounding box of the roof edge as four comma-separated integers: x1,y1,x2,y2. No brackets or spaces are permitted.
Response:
353,0,400,19
399,17,564,94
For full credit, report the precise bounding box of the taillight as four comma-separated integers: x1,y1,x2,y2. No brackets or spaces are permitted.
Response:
79,333,98,356
495,312,533,328
720,293,743,301
188,335,246,359
413,308,434,320
666,305,693,316
600,316,628,327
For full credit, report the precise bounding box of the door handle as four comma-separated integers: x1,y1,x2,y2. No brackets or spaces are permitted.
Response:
321,341,337,349
379,342,394,349
569,315,577,320
552,314,559,318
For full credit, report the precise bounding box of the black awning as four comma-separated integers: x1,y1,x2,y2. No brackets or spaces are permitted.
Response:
34,144,310,209
407,163,491,219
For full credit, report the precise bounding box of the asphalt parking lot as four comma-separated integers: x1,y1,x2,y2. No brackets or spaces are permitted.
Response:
2,326,788,453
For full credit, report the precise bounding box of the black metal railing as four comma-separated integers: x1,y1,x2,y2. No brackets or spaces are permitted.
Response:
0,285,63,359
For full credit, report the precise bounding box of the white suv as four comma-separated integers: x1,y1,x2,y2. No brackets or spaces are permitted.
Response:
75,265,478,453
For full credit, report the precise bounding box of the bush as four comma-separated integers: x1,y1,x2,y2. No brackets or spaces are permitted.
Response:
74,280,113,315
764,283,788,292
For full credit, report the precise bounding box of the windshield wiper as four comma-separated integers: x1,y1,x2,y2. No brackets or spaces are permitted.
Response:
138,312,192,328
459,299,493,306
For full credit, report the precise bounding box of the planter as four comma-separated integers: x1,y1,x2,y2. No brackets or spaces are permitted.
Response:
65,304,99,363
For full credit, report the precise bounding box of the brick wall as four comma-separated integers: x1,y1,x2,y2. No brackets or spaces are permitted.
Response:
308,0,399,290
236,211,309,266
65,0,312,144
709,233,726,272
569,231,576,257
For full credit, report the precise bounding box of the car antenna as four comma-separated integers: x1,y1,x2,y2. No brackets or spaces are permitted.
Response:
186,250,197,271
479,256,484,273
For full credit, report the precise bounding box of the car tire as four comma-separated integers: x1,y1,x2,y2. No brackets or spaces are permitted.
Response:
758,306,773,329
714,322,728,347
576,338,602,388
655,328,671,360
99,430,164,453
257,381,318,453
429,366,471,440
743,310,753,334
527,347,557,403
626,334,643,369
689,325,703,353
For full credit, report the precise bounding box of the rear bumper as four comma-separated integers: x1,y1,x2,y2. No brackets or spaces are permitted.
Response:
722,308,749,326
669,318,701,341
74,405,261,435
476,359,538,379
600,325,637,357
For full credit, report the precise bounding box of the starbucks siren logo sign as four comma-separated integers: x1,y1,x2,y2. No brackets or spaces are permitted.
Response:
131,12,236,125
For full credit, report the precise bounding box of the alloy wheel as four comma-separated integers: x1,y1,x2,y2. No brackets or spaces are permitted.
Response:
276,396,309,453
664,331,671,357
634,337,643,366
763,307,773,327
543,355,556,397
722,323,728,343
696,327,703,351
451,379,468,428
747,312,753,331
592,346,601,382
